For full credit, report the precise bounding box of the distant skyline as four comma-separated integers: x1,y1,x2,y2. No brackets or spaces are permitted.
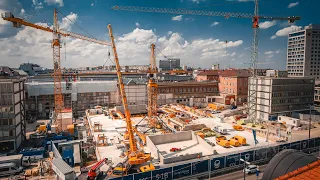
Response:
0,0,319,70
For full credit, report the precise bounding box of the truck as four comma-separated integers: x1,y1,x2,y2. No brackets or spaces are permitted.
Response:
0,154,30,167
214,126,227,135
215,136,230,148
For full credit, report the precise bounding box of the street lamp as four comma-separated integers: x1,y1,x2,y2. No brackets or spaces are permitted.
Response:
240,158,250,180
309,104,314,139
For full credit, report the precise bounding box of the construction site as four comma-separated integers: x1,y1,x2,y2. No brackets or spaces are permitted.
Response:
2,1,320,180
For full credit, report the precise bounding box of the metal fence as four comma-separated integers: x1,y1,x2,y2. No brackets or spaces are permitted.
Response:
109,137,320,180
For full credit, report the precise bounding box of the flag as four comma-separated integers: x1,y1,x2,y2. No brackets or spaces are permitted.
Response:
252,129,259,145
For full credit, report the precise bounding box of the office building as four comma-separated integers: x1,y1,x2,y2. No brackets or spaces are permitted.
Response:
159,58,180,71
0,67,26,152
251,70,315,121
287,24,320,79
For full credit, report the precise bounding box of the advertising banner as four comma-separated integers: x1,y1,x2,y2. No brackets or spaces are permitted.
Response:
211,156,226,170
226,154,240,167
152,167,172,180
192,160,208,175
173,163,191,179
240,151,254,164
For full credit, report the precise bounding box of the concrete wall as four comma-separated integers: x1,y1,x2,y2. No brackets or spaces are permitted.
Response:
148,131,192,145
160,152,202,164
194,132,216,154
146,136,159,159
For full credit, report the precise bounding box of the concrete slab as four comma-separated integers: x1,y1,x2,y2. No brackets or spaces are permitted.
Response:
87,115,125,168
156,139,212,157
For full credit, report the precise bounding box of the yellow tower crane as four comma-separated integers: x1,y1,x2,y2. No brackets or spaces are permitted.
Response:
1,9,109,132
147,44,158,129
111,0,300,123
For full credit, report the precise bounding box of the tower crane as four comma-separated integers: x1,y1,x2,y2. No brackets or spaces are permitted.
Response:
2,9,109,131
147,44,158,129
107,25,152,173
111,0,300,123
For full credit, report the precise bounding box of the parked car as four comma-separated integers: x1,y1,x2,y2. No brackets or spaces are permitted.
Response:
243,165,259,174
170,148,182,152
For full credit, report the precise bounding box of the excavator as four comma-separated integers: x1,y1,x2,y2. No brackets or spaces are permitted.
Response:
107,24,154,176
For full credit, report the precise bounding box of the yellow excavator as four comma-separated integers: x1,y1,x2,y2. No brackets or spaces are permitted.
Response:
107,24,154,176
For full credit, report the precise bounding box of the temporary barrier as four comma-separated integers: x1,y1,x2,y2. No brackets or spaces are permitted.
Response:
109,137,320,180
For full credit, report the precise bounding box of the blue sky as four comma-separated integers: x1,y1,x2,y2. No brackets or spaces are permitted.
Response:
0,0,319,69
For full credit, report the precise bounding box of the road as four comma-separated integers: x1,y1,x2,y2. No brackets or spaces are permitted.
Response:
209,151,319,180
210,165,266,180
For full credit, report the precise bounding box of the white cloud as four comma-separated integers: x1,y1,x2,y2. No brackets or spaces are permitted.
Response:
210,22,219,27
270,25,302,39
264,51,273,55
172,15,183,21
275,50,281,54
288,2,299,8
244,47,250,50
59,12,78,31
0,0,24,37
45,0,64,7
32,0,43,9
168,31,173,35
259,20,277,29
270,35,277,40
91,3,94,6
0,23,243,68
267,55,274,58
191,0,204,3
20,8,25,16
135,22,140,27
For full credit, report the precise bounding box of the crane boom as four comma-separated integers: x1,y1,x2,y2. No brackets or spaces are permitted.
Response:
107,24,151,165
2,10,110,131
111,5,300,21
112,2,300,124
1,12,109,46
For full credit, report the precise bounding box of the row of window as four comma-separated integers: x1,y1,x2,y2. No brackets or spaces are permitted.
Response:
158,87,218,94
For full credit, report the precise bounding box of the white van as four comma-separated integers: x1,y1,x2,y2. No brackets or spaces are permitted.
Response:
0,163,23,177
214,126,228,135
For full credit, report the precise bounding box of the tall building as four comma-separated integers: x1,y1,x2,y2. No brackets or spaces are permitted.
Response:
159,58,180,71
0,67,26,153
287,24,320,79
251,70,315,121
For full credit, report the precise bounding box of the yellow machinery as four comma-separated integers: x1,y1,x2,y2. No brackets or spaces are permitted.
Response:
233,125,244,131
216,136,230,148
107,25,152,172
97,134,107,147
2,9,109,132
230,135,247,146
111,3,300,124
228,139,240,147
147,44,158,128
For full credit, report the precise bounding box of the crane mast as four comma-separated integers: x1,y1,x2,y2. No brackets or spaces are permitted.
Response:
1,9,109,132
107,24,151,165
112,2,300,124
147,44,158,128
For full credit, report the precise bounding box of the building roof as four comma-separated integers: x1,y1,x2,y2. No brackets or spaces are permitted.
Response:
123,78,147,85
275,160,320,180
197,69,250,77
158,81,218,86
262,149,318,180
52,158,74,175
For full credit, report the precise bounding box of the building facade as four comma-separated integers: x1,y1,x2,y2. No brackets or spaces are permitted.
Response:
157,81,219,107
0,74,26,153
315,86,320,105
195,69,250,105
253,75,315,121
159,58,180,71
287,24,320,79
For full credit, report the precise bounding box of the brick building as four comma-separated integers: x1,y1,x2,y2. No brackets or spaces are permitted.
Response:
195,69,250,105
157,81,219,107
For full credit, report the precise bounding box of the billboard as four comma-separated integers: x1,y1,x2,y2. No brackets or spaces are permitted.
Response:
254,148,267,161
290,141,301,150
152,167,172,180
240,151,254,163
134,171,151,180
192,160,208,175
211,156,226,171
173,163,191,179
226,154,240,167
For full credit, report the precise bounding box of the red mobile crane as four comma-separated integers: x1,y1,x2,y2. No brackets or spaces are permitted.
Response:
87,158,109,180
